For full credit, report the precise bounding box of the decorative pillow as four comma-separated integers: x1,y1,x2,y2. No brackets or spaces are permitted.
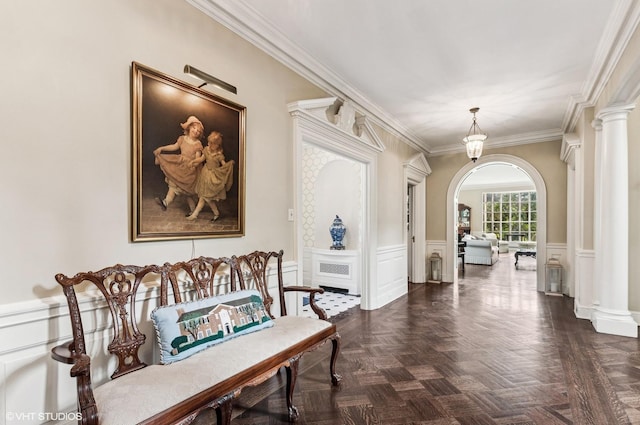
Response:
151,289,273,364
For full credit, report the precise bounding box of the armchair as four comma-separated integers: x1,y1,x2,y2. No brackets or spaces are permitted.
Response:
462,234,499,265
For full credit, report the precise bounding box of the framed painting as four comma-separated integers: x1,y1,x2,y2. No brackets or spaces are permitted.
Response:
131,62,245,241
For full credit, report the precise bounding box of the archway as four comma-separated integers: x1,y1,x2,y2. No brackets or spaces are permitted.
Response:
446,154,547,290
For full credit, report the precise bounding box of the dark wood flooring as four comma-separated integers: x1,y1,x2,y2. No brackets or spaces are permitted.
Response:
215,252,640,424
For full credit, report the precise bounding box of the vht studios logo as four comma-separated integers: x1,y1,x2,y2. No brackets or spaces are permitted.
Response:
6,411,82,422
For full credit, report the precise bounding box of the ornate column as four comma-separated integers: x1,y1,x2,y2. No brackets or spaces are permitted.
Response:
592,103,637,337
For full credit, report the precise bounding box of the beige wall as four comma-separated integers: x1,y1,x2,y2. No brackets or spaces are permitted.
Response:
575,107,596,250
376,125,422,246
427,141,567,243
0,0,329,304
0,0,420,304
457,190,482,235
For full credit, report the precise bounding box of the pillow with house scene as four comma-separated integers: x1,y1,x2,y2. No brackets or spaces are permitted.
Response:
151,289,273,364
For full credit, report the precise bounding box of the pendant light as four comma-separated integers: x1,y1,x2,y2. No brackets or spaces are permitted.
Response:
463,107,487,162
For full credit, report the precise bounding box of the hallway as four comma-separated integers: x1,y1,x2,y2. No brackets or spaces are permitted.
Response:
229,254,640,424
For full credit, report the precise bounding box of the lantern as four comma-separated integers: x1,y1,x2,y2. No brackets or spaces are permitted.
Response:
545,256,563,295
427,252,442,283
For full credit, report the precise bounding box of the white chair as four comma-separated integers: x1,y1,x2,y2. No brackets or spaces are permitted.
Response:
481,232,498,247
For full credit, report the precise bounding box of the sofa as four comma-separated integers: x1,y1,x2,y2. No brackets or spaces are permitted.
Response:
462,234,499,265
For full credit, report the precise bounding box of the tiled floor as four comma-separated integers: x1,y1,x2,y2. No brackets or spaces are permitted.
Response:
300,290,361,319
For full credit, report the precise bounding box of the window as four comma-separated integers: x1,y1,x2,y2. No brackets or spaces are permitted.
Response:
483,191,536,241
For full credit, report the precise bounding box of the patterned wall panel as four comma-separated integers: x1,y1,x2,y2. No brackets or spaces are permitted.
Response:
302,144,361,247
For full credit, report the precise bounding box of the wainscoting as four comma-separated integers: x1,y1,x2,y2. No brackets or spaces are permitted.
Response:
574,249,596,320
375,245,408,308
0,246,409,424
0,263,296,425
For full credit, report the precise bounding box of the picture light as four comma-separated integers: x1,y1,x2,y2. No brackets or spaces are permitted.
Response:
184,65,237,94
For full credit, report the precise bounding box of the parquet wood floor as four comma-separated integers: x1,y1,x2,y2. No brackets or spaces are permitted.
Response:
212,253,640,424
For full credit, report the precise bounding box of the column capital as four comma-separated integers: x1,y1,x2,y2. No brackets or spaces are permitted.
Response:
596,102,636,121
591,118,603,131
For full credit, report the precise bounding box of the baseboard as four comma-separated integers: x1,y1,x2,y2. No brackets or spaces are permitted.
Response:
592,309,638,338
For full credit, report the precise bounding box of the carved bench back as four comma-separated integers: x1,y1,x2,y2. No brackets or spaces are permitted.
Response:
55,264,159,379
232,250,285,318
55,252,282,381
159,256,236,305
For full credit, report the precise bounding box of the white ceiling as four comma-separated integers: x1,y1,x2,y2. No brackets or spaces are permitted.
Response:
189,0,639,156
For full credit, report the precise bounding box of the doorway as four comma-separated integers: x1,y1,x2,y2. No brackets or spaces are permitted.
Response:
405,153,430,284
289,98,384,310
407,184,414,282
446,155,548,290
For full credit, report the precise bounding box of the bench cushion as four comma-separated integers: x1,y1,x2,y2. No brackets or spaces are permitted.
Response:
94,315,333,425
151,289,273,364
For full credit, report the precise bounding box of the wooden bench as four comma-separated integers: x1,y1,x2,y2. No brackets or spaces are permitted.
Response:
51,250,341,424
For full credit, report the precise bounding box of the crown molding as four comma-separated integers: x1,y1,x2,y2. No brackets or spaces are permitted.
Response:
562,0,640,132
186,0,428,154
186,0,639,157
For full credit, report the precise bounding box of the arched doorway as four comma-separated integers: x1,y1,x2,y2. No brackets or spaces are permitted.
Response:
446,154,547,290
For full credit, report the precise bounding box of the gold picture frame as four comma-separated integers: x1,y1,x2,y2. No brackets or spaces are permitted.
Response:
131,62,245,241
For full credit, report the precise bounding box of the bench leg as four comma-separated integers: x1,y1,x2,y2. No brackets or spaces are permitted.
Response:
330,335,342,386
285,360,300,421
216,400,233,425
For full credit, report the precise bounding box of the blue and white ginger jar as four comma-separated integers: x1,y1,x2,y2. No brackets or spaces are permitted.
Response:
329,215,346,250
